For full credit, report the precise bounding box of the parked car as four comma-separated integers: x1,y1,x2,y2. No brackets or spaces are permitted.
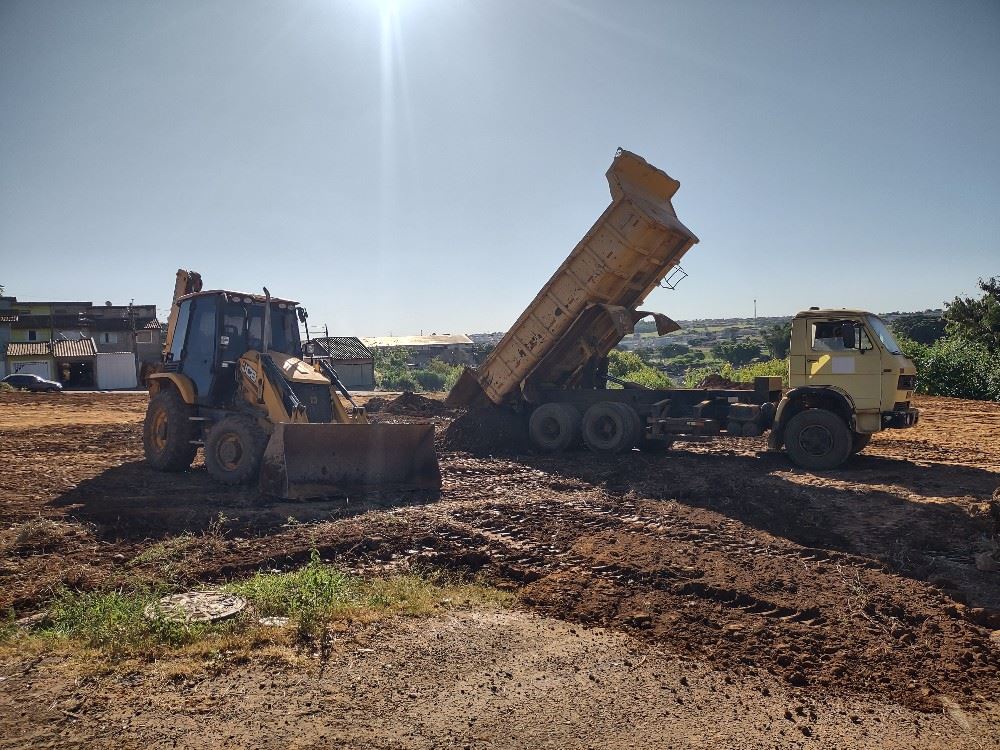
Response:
2,373,63,392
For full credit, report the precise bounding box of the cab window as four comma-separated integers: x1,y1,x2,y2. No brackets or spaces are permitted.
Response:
811,321,852,352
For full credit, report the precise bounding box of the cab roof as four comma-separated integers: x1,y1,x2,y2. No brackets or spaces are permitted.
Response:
794,308,876,318
176,289,299,306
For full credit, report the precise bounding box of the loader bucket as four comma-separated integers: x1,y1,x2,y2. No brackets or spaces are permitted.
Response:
259,422,441,500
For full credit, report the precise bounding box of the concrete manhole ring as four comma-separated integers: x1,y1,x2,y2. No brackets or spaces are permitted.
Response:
144,591,247,623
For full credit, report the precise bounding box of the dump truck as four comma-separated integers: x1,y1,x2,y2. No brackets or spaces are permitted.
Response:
144,270,441,498
448,149,919,469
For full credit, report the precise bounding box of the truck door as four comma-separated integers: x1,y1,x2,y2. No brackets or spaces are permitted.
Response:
178,295,219,405
805,319,881,412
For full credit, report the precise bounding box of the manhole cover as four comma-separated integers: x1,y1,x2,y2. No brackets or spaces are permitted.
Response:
144,591,247,623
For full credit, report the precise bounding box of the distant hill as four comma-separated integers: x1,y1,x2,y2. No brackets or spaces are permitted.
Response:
470,310,944,352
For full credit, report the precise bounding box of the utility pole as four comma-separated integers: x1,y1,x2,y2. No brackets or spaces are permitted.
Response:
126,299,139,381
754,299,757,321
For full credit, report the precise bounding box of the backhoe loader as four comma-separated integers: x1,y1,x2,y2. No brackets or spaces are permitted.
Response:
143,270,441,499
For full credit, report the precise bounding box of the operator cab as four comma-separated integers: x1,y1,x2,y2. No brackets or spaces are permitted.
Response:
165,289,304,407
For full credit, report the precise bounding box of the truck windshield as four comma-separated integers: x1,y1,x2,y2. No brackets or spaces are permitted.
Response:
222,302,300,356
866,315,902,355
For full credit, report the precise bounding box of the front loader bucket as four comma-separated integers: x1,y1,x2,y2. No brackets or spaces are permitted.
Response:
259,422,441,500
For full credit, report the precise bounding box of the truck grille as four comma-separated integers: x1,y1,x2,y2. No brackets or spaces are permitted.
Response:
897,374,916,390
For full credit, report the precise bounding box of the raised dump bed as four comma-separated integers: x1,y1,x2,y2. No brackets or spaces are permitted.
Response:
449,149,699,408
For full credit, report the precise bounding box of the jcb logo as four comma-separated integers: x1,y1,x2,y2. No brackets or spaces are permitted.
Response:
240,362,257,384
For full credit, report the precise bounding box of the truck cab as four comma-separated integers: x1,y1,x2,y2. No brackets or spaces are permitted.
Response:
770,308,919,468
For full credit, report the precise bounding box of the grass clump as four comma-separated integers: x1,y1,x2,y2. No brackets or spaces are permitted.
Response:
39,587,210,654
0,517,79,555
130,534,199,568
6,551,511,659
228,550,357,620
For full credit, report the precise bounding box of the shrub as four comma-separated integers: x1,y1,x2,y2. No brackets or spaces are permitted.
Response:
683,358,788,388
711,340,762,366
422,358,463,391
380,369,420,392
899,337,1000,401
608,349,673,389
414,369,446,391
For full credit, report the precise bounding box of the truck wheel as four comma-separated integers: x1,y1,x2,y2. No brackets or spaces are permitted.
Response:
615,403,643,445
204,416,267,485
143,391,198,471
851,431,872,454
784,409,852,470
528,403,581,452
582,402,635,454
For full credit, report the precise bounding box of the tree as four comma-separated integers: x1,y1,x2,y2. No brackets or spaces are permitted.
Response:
889,314,946,345
944,277,1000,353
760,323,791,359
711,340,761,367
656,342,690,358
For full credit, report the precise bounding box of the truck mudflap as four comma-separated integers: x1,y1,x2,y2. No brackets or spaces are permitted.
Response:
883,408,919,429
259,422,442,500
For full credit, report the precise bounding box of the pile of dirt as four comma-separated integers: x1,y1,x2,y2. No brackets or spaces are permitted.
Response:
370,391,452,417
696,373,754,389
363,396,391,413
442,406,531,455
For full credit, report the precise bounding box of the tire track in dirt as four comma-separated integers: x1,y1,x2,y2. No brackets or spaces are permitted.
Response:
404,479,1000,712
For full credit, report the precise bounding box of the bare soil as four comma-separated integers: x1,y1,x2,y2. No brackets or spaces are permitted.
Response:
1,390,998,747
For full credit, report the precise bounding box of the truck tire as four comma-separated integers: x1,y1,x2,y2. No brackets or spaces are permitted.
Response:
615,403,643,445
582,401,635,454
784,408,852,470
204,416,267,485
528,403,581,452
851,431,872,454
143,391,198,471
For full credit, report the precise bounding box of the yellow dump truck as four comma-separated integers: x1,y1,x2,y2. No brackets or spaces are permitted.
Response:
448,149,919,470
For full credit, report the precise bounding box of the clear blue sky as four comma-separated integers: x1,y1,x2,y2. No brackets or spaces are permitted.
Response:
1,0,997,335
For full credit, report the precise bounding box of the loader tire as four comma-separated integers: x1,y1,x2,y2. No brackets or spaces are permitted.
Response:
784,408,852,470
143,391,198,472
528,403,581,452
850,431,872,454
582,401,636,454
204,416,267,485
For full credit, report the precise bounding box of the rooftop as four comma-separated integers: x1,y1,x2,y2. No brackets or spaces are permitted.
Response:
5,338,98,358
312,337,373,361
361,334,474,348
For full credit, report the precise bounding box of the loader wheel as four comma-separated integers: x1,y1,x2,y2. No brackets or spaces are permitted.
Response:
143,391,198,472
204,417,266,485
851,431,872,454
582,402,637,454
528,403,581,452
784,409,851,470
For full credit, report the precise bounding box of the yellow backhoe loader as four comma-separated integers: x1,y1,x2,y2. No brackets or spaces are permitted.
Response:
143,270,440,499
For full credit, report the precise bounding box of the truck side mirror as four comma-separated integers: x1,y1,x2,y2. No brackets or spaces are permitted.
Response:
842,325,857,349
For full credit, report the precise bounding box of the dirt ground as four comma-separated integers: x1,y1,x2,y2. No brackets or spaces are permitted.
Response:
1,391,999,747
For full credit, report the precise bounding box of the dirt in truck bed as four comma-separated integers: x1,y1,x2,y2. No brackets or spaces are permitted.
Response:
1,390,999,746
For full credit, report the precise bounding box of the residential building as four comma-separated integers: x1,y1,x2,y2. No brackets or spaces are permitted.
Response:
0,297,164,386
310,337,376,391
